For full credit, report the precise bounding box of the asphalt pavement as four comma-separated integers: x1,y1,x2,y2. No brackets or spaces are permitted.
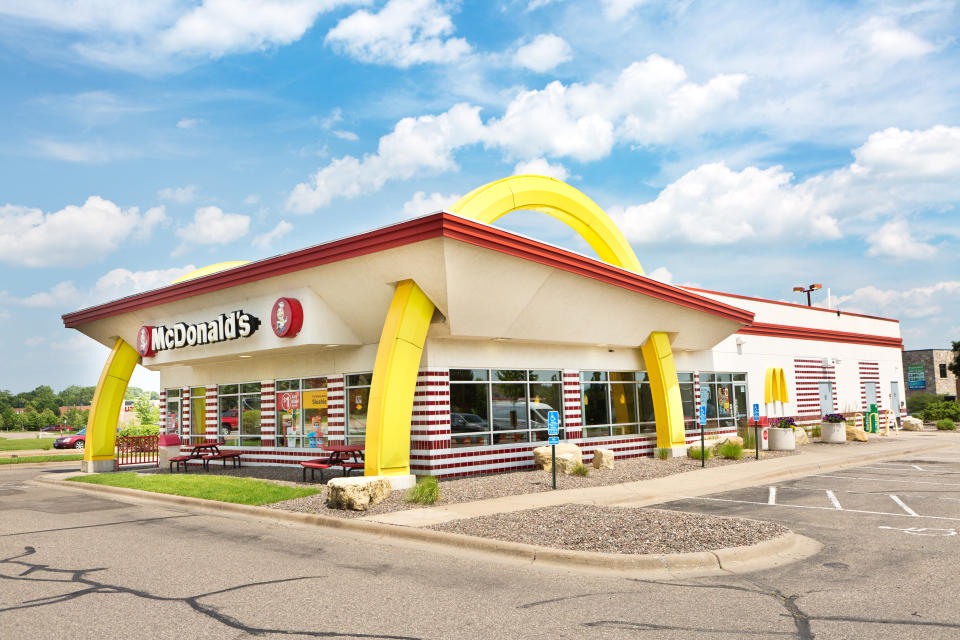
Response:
2,442,960,639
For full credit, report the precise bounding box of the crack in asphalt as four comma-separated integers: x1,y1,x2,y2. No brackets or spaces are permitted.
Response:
0,546,420,639
0,514,196,537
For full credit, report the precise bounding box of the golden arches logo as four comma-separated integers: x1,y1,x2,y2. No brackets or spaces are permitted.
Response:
764,367,789,404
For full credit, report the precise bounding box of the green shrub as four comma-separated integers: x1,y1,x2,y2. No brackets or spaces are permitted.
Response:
809,424,822,438
717,441,743,460
920,401,960,423
655,447,670,460
687,446,711,461
406,476,440,505
571,462,590,476
117,424,160,437
936,419,957,431
907,392,945,415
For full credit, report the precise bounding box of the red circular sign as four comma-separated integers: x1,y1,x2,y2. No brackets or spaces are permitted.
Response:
136,326,155,357
271,298,303,338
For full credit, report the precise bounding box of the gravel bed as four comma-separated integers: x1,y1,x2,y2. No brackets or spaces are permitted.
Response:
266,449,798,519
429,504,789,554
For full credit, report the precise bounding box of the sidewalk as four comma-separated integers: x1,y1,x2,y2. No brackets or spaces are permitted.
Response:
363,431,951,527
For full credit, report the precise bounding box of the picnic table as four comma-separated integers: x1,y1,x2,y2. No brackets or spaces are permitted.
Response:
168,442,242,472
299,443,365,482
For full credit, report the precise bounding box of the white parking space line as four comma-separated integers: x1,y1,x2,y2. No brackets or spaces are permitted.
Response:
912,465,924,471
891,495,919,516
813,474,960,488
684,496,960,522
826,490,843,510
860,465,960,476
768,487,777,505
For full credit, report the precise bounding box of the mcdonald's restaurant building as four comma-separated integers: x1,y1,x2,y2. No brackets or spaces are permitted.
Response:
62,177,906,478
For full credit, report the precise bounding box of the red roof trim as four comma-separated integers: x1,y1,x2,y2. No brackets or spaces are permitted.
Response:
682,286,899,323
737,322,903,349
63,213,754,328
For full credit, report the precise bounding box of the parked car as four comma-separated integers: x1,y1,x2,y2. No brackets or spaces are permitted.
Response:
220,409,239,435
451,413,488,432
53,428,86,449
41,425,73,433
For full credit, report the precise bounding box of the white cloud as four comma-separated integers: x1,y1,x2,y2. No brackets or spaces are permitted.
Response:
243,194,261,205
402,191,459,216
612,125,960,246
834,282,960,320
176,117,203,129
2,0,359,71
0,197,166,267
287,57,743,212
24,336,45,347
287,102,484,213
158,184,198,203
852,16,935,61
32,138,127,163
600,0,647,20
8,264,197,310
512,157,569,181
332,129,359,141
175,206,250,250
252,220,293,249
646,266,673,284
866,220,937,260
512,34,571,73
325,0,471,67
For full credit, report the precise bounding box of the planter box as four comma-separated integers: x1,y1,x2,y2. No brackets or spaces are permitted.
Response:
821,422,846,444
768,427,796,451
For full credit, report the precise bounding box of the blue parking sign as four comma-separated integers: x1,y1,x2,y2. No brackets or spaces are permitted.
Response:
698,405,706,425
547,410,560,436
548,436,559,445
753,403,760,422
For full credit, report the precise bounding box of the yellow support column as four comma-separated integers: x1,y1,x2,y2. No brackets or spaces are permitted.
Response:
641,332,687,452
363,280,435,477
83,338,139,472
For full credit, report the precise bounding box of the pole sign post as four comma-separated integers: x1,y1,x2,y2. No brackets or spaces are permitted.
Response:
547,410,560,489
753,403,761,460
698,405,707,468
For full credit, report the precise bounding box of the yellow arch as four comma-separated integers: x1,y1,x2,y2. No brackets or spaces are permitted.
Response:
171,261,250,284
764,367,790,404
81,338,139,472
363,176,686,476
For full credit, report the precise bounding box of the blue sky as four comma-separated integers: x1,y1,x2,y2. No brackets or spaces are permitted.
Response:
1,0,958,393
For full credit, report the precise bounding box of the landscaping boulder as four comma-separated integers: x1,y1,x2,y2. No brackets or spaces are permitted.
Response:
713,436,744,450
326,477,392,511
845,424,869,442
533,442,582,471
554,454,580,475
794,429,810,445
591,448,614,469
901,416,923,431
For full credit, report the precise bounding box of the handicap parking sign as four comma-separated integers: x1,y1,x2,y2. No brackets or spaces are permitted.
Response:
753,403,760,422
547,410,560,436
698,405,706,425
548,436,560,445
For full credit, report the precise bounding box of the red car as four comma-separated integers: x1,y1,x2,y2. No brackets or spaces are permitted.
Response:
53,428,86,449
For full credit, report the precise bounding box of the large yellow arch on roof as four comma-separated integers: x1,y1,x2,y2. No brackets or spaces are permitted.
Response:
363,176,686,478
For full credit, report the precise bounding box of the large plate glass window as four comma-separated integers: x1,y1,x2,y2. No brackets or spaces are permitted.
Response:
190,387,206,444
218,383,261,446
346,374,371,444
275,377,328,448
164,389,181,437
699,372,748,431
449,369,563,447
582,371,646,437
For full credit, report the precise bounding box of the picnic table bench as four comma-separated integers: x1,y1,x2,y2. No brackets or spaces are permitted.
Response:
298,444,364,483
169,442,241,472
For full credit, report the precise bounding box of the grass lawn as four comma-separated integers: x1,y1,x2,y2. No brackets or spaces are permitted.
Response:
0,454,84,464
0,437,56,451
67,472,319,505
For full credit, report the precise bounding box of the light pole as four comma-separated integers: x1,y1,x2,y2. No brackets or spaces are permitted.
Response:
793,283,822,307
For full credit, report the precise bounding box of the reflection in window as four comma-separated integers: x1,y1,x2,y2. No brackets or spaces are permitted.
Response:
698,372,748,429
346,374,371,444
217,383,261,446
275,377,328,448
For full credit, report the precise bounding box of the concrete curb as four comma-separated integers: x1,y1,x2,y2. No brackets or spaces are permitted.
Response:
35,475,819,577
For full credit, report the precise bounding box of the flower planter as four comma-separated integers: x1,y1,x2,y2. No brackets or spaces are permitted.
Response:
768,427,796,451
821,422,846,444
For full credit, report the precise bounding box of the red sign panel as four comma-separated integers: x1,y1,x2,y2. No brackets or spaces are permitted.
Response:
277,391,301,412
271,297,304,338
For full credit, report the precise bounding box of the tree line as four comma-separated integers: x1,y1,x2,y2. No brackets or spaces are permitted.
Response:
0,385,159,431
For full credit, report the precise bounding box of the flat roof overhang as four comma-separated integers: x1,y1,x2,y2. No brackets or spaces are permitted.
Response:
63,213,755,367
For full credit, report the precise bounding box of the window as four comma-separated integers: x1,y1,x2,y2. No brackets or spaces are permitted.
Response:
346,374,372,444
582,371,663,438
164,389,181,436
275,377,328,448
449,369,563,447
941,364,948,378
698,372,748,430
218,383,261,446
190,387,205,444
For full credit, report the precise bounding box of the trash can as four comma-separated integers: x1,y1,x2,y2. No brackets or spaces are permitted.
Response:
158,434,181,469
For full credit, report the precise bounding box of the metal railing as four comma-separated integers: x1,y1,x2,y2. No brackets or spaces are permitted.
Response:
115,435,159,469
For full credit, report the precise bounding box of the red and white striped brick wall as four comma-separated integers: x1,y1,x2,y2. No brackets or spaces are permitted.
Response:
859,361,881,411
409,369,452,475
562,370,582,439
181,387,191,443
326,376,345,444
158,390,166,433
794,358,837,424
205,386,218,442
260,381,275,447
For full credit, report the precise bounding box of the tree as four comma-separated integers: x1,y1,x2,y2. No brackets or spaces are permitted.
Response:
949,341,960,402
132,394,159,426
39,408,57,428
57,385,95,407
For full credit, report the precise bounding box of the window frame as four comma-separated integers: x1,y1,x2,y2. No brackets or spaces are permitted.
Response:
217,382,262,447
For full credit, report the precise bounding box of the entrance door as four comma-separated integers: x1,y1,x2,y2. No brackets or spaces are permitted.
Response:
817,381,833,415
891,381,901,417
864,382,878,409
